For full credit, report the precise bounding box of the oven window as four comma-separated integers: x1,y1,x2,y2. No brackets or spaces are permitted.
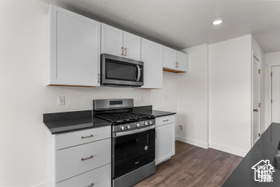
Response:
113,129,155,178
105,59,137,81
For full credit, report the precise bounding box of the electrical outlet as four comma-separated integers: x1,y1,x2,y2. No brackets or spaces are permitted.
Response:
58,96,65,106
179,125,183,131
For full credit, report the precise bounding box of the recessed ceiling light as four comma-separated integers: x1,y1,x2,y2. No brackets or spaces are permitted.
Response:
213,19,223,25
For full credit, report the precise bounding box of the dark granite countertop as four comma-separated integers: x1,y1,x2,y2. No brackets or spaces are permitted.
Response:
223,123,280,187
151,110,176,118
43,110,111,134
43,107,176,134
133,105,176,118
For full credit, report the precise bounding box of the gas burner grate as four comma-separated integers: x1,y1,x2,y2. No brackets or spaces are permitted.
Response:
97,112,153,123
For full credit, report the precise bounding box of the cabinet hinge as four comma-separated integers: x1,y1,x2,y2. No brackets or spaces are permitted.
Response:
258,69,261,74
258,133,261,137
271,99,273,103
271,72,273,77
98,74,100,83
259,103,261,108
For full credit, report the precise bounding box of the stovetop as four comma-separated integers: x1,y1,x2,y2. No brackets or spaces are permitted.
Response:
96,112,154,124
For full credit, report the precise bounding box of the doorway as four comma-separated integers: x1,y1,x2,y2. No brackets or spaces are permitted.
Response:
252,55,260,145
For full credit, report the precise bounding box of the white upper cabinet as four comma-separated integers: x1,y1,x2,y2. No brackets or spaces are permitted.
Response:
123,32,141,60
48,5,101,86
141,39,163,88
101,24,123,57
101,24,141,60
163,46,188,73
176,51,188,72
163,47,177,69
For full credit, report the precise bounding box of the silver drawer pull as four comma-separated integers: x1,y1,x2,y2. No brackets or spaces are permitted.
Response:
163,119,169,122
88,183,94,187
81,134,94,139
81,155,94,161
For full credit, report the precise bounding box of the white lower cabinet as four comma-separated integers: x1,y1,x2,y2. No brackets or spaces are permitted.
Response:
155,115,175,165
47,127,111,187
57,164,111,187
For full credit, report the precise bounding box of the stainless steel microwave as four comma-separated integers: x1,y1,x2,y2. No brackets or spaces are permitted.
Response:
100,54,144,87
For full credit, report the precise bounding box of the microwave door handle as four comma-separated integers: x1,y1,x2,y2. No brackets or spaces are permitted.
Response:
136,65,141,81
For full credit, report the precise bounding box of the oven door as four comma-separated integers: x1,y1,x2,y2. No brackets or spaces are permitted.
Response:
101,54,143,87
113,128,155,179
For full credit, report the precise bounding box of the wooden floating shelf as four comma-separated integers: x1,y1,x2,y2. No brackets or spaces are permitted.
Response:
163,68,186,73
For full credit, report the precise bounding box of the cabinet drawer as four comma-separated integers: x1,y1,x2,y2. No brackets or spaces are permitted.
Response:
57,164,111,187
55,126,110,150
56,138,111,182
156,115,175,127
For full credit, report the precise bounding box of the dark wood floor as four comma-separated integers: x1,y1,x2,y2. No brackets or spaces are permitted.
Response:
134,141,242,187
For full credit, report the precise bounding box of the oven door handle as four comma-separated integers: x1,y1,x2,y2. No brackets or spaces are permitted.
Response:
113,125,155,137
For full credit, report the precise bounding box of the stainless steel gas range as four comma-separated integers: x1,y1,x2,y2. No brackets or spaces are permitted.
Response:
93,99,155,187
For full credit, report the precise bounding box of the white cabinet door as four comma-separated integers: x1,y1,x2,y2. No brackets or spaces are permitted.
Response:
101,23,124,57
155,122,175,165
163,46,177,70
49,5,100,86
141,39,163,88
124,32,141,60
176,51,188,72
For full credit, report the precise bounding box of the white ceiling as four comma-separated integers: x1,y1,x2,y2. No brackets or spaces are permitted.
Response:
47,0,280,53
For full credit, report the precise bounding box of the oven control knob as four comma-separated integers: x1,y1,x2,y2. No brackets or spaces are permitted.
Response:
144,122,148,126
136,123,140,127
120,126,125,130
149,121,153,125
127,125,131,129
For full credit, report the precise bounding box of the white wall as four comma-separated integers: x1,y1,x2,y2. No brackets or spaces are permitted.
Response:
209,35,252,157
265,51,280,65
175,44,209,148
0,0,177,186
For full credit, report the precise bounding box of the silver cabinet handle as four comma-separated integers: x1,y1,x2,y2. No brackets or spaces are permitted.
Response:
163,119,169,122
81,155,94,161
81,134,93,139
88,183,94,187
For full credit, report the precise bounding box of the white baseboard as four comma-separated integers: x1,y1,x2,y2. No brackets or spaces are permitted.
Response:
30,181,46,187
176,135,209,149
209,142,247,157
